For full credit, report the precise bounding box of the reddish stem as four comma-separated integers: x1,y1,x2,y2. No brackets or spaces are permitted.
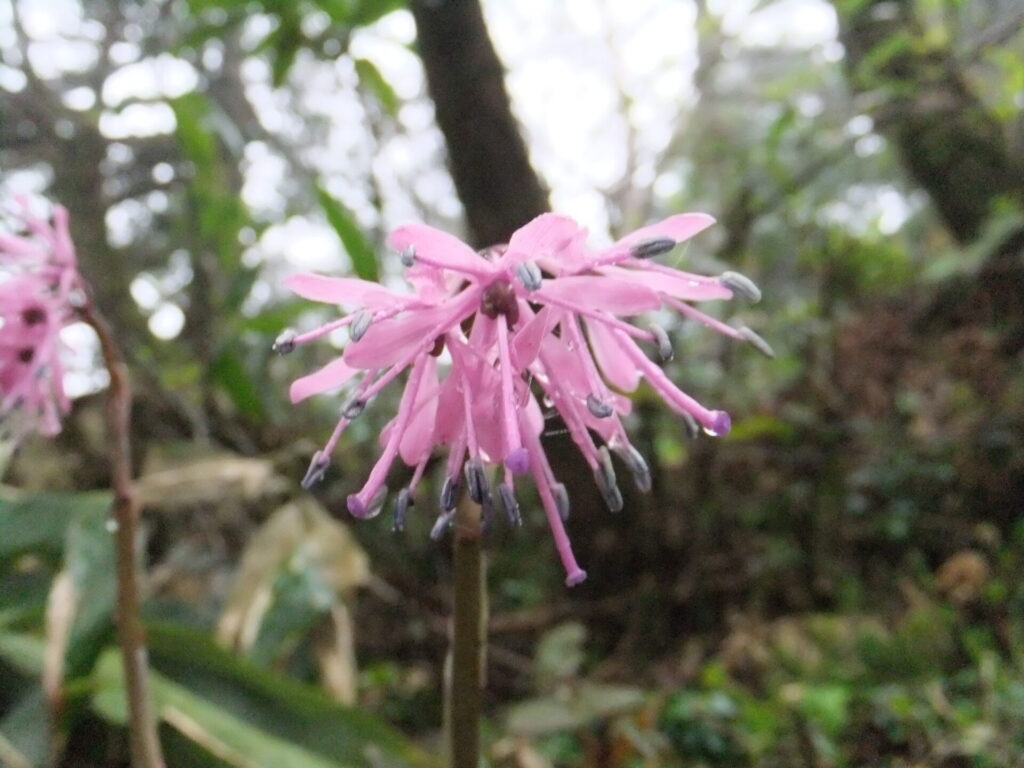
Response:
79,299,164,768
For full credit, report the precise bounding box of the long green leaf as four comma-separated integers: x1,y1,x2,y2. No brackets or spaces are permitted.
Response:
315,186,379,282
142,623,431,767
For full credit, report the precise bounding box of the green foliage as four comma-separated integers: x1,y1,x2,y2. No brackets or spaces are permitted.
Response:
316,186,379,282
0,491,425,767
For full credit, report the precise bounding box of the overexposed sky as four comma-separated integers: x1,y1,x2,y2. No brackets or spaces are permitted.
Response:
2,0,863,367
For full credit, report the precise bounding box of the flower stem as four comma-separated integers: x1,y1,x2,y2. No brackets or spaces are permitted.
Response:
446,501,486,768
80,301,164,768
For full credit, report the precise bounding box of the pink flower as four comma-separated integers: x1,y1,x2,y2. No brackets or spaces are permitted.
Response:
0,202,81,439
281,212,771,586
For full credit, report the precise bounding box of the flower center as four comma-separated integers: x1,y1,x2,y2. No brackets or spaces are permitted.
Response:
21,306,47,326
479,279,519,325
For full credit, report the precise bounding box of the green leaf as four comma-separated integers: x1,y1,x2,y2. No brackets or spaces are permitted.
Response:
0,630,44,675
0,688,50,767
348,0,405,27
210,346,267,421
0,491,111,564
93,651,344,768
134,623,430,767
249,565,333,667
62,501,117,677
354,58,399,117
315,186,379,282
170,92,218,171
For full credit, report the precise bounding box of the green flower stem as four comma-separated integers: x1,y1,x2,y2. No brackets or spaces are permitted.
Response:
447,501,486,768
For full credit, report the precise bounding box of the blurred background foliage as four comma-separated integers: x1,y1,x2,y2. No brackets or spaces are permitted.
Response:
2,0,1023,765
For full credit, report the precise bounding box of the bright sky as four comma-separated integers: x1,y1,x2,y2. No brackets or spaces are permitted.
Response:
0,0,878,392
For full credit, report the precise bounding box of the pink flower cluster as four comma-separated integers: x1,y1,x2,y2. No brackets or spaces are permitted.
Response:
280,212,770,585
0,202,81,439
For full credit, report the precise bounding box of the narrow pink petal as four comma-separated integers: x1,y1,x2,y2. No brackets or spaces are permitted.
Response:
586,319,641,392
614,212,716,248
345,302,458,369
0,235,44,257
505,213,582,258
433,369,467,446
537,276,660,315
284,273,404,309
399,356,440,464
387,224,492,278
540,333,590,399
289,357,358,403
598,266,733,302
510,304,555,369
51,206,76,266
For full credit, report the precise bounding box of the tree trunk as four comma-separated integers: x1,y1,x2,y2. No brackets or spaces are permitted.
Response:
834,0,1024,245
409,0,549,246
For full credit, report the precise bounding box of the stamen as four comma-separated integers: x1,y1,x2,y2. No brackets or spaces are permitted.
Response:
630,237,676,259
612,443,652,493
514,261,543,291
342,397,366,419
350,310,372,342
586,393,613,418
720,271,762,303
649,323,673,362
440,474,461,512
430,509,455,540
393,488,412,532
400,244,416,267
737,325,776,358
552,482,570,522
499,483,521,527
464,458,489,504
595,446,624,512
682,412,700,439
301,451,329,488
273,328,297,355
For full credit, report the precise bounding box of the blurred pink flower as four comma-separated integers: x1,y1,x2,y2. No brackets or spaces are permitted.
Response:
0,202,81,439
281,212,771,586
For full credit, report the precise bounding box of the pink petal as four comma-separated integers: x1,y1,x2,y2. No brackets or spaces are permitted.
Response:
471,369,510,463
433,370,466,446
0,235,43,258
399,356,440,464
521,385,546,437
289,357,358,403
614,212,716,248
506,213,582,257
537,275,661,315
598,266,733,302
284,273,404,309
540,332,590,399
345,302,456,369
387,224,492,278
586,319,640,392
510,304,555,369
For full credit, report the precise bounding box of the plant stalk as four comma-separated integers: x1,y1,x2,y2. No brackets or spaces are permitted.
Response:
446,501,486,768
81,301,165,768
